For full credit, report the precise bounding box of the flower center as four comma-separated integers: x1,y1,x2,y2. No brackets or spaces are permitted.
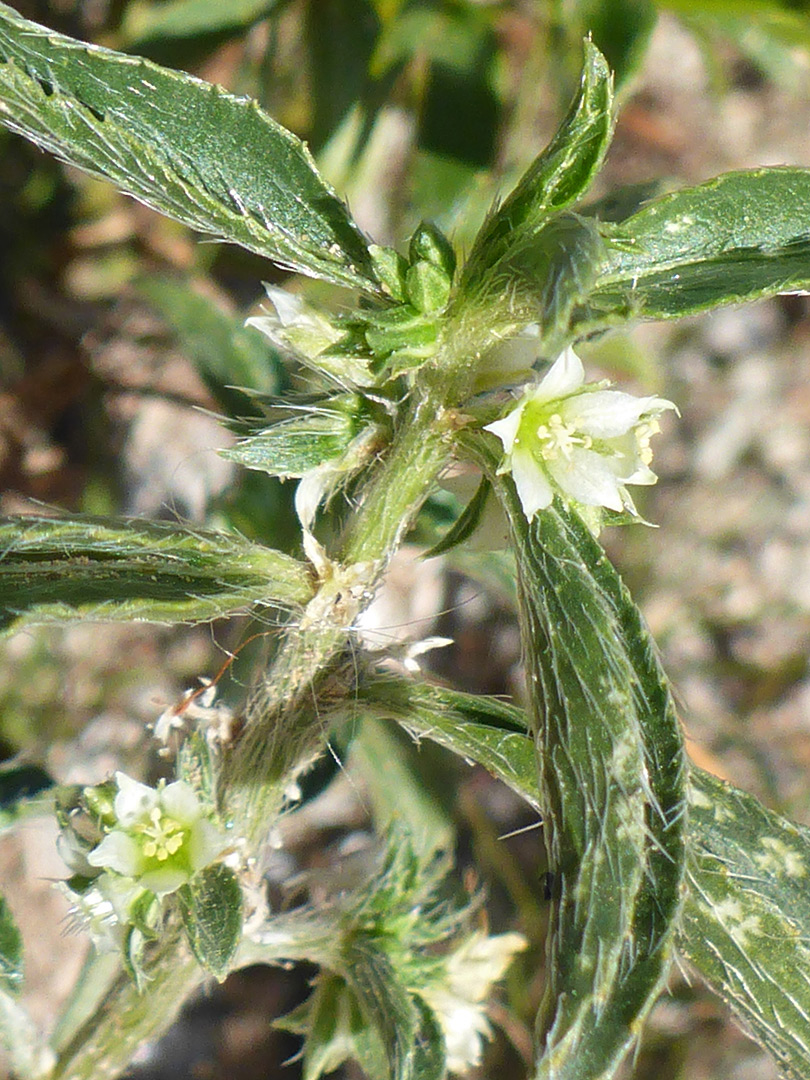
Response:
534,413,592,461
135,807,186,862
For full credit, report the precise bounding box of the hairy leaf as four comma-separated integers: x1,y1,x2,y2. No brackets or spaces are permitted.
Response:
460,39,613,291
0,3,382,293
277,972,389,1080
178,864,242,980
379,679,810,1080
500,494,686,1079
0,515,313,634
681,770,810,1080
581,167,810,323
222,404,366,478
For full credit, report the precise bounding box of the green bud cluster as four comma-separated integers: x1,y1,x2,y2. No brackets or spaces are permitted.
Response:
362,222,456,379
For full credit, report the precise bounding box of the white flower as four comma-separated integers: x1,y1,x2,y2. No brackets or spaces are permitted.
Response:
247,285,371,386
86,773,228,897
485,346,676,520
246,285,340,359
420,931,526,1075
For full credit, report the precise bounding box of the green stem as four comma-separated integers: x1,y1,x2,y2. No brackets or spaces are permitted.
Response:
50,929,200,1080
53,336,468,1080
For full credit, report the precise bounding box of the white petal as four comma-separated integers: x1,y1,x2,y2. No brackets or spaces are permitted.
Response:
263,285,305,327
484,402,525,453
87,831,143,877
113,773,157,827
244,315,284,348
534,346,585,402
188,819,228,871
548,448,625,511
511,447,554,518
138,865,190,897
561,391,670,438
160,781,202,824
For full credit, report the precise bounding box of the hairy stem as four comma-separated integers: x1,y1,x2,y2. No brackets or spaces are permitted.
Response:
50,928,200,1080
55,359,464,1079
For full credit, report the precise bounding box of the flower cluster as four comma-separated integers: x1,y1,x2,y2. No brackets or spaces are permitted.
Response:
485,346,676,521
85,772,229,898
421,930,526,1074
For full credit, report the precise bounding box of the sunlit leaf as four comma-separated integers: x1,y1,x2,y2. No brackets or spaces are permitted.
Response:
582,167,810,323
0,3,383,293
0,515,313,634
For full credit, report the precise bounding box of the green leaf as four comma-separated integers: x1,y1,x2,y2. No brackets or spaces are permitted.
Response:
0,895,22,997
421,476,491,559
221,398,371,478
502,497,687,1080
355,677,539,811
123,0,280,46
377,678,810,1080
277,972,389,1080
581,167,810,323
681,768,810,1080
178,864,242,980
460,39,614,292
0,514,313,635
0,3,383,294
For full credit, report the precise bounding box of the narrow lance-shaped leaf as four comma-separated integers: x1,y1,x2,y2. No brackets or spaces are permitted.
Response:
0,515,313,634
579,167,810,324
681,769,810,1080
373,678,810,1080
0,3,383,294
0,896,53,1078
459,39,614,293
460,432,687,1080
504,500,686,1079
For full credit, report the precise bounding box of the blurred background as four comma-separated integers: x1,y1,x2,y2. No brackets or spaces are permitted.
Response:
4,1,810,1077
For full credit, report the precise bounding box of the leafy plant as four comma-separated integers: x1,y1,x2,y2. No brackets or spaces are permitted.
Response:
2,3,810,1079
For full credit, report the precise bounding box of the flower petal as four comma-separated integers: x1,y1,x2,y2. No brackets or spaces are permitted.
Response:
113,773,157,827
87,830,143,876
561,391,671,438
188,819,228,872
484,402,525,454
160,781,202,824
511,447,554,518
534,346,584,402
138,865,190,897
548,447,625,511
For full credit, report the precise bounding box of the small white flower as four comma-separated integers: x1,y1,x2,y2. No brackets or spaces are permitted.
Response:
420,931,526,1074
247,285,371,386
86,772,228,897
246,285,341,359
485,346,676,520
